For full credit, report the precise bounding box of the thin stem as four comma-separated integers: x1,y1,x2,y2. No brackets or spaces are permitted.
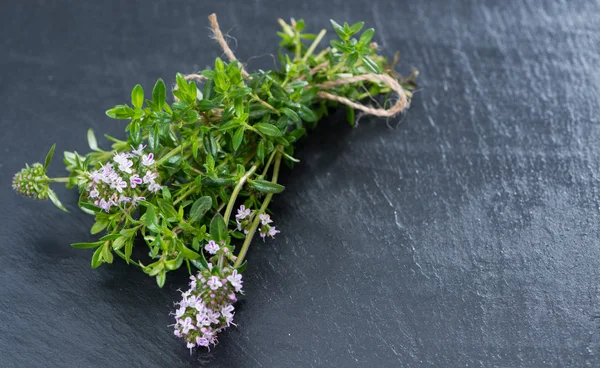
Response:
155,141,190,166
48,177,69,183
251,93,279,114
173,186,196,206
302,29,326,62
261,148,278,177
234,151,282,268
223,164,258,225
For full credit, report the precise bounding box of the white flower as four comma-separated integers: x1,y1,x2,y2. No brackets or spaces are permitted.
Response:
236,205,251,220
148,182,162,193
207,276,222,290
131,144,146,156
143,170,158,184
259,213,272,225
205,240,220,255
227,270,243,292
141,153,155,166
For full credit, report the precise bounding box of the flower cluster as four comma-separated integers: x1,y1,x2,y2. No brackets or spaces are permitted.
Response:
87,145,161,212
235,205,279,240
12,163,49,200
173,264,243,352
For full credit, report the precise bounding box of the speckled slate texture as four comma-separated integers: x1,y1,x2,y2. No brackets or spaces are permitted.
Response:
1,0,599,367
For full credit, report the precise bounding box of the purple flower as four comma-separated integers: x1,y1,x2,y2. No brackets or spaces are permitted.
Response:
205,240,220,255
268,226,280,238
207,276,223,290
89,188,99,198
141,153,155,166
129,174,143,188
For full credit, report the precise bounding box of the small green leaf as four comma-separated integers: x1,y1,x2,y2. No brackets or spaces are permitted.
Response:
236,260,248,274
330,19,347,40
112,236,127,250
91,246,103,268
102,242,113,263
131,84,144,109
250,179,286,194
44,144,56,170
349,21,365,35
359,28,375,45
233,126,245,151
297,105,317,122
71,241,103,249
280,107,300,123
257,140,265,164
177,241,201,261
48,189,68,212
124,239,133,264
361,55,381,74
156,269,166,288
148,124,160,152
210,213,227,241
254,123,282,137
105,105,135,119
189,196,212,223
346,51,359,67
87,129,99,151
152,78,166,111
144,205,160,233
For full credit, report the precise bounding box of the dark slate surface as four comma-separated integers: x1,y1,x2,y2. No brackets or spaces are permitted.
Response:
1,0,599,367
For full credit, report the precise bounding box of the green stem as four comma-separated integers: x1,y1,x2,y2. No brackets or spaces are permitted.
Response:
155,141,190,166
234,151,282,268
261,148,278,177
303,29,326,62
173,185,196,206
48,177,69,183
223,164,258,225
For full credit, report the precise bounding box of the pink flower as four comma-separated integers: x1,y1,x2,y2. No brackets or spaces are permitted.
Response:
205,240,220,255
268,226,280,238
89,188,99,198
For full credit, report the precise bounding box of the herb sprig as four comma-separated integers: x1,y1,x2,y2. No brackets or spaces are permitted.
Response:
12,14,417,350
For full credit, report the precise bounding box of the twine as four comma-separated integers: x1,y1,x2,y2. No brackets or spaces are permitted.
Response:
177,14,410,118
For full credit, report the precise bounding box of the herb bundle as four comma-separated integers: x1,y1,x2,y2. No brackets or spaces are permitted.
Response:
12,14,417,351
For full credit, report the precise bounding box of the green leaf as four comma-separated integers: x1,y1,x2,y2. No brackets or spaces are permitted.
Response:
177,241,201,261
124,239,133,264
71,241,103,249
112,236,127,250
144,205,160,233
349,21,365,35
250,179,286,194
90,219,109,234
210,213,227,241
236,260,248,274
257,140,265,164
87,129,99,151
48,189,68,212
215,57,225,72
102,242,113,263
152,78,166,111
330,19,347,40
91,246,103,268
254,123,282,137
131,84,144,109
297,105,317,122
361,55,381,74
233,126,245,151
105,105,135,119
148,124,160,152
346,51,359,67
189,196,212,223
44,144,56,170
99,234,122,241
156,270,166,288
280,107,300,123
359,28,375,45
